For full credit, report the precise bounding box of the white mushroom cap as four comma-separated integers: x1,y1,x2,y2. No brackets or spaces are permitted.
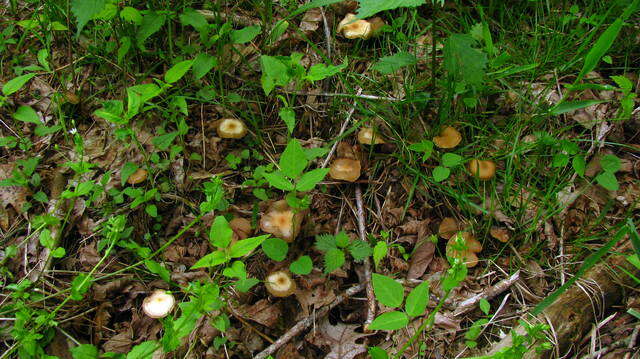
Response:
216,118,248,139
142,289,175,319
265,271,296,297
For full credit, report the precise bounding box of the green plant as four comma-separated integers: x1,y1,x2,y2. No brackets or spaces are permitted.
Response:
315,231,372,273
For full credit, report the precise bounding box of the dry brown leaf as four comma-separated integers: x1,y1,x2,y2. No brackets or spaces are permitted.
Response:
102,332,132,353
407,241,435,280
0,163,31,213
299,8,322,34
490,227,510,243
295,284,336,318
236,299,281,327
306,318,371,359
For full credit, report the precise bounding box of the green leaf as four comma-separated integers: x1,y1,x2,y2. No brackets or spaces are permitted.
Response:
179,9,208,32
236,278,260,292
120,7,142,24
600,154,621,173
550,100,606,115
191,250,227,269
70,274,93,300
324,248,345,273
289,0,345,18
165,60,194,84
577,18,623,83
223,260,247,278
373,241,387,269
368,311,409,330
193,53,217,80
230,25,261,44
94,100,125,124
596,171,619,191
260,55,290,95
126,341,158,359
442,153,463,167
71,344,99,359
315,234,337,252
404,281,429,317
13,106,41,124
279,107,296,135
121,162,139,186
209,216,234,249
2,73,37,96
305,62,347,82
572,156,586,177
432,166,450,182
372,273,404,308
145,204,158,217
152,132,178,151
628,219,640,258
349,240,372,261
279,139,308,178
409,140,434,161
356,0,425,18
71,0,106,36
229,235,269,258
372,52,418,74
51,247,66,258
335,231,351,248
144,259,170,282
261,237,288,261
368,346,389,359
136,12,166,50
479,298,490,315
443,34,487,88
290,255,313,275
263,171,295,191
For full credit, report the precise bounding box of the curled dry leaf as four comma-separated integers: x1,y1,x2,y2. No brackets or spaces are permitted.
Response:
0,164,31,213
407,240,436,280
230,217,252,240
490,227,510,243
299,8,322,34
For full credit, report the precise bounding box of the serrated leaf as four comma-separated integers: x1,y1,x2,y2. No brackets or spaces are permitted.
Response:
335,231,350,248
279,139,308,178
261,237,288,261
229,234,269,258
595,171,619,191
372,273,404,308
443,34,487,88
315,234,337,252
349,240,372,261
71,0,106,36
368,311,409,330
404,281,429,317
263,171,295,191
152,132,178,151
356,0,425,18
324,248,345,273
290,255,313,275
209,216,233,249
372,52,418,74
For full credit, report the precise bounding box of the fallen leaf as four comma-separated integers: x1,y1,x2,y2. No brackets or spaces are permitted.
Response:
236,299,281,327
306,318,371,359
102,332,132,354
0,164,31,213
407,241,435,280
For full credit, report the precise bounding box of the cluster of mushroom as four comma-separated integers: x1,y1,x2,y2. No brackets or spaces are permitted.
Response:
328,127,385,182
438,217,482,268
432,126,496,180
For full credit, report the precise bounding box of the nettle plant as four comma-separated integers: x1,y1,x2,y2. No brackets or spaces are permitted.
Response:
315,231,373,273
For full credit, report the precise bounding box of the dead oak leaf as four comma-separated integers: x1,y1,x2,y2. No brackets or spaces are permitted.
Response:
236,299,281,327
0,164,31,213
306,318,371,359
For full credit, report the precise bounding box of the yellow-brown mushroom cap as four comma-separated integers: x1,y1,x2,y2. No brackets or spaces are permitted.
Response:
438,217,460,239
260,200,305,243
265,270,296,297
433,126,462,149
329,158,361,182
446,232,482,268
127,168,148,185
337,13,383,39
357,127,385,145
216,118,248,139
468,159,496,180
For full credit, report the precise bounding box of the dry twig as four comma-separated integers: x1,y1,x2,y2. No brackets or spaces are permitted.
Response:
355,185,376,327
454,271,520,316
320,88,363,169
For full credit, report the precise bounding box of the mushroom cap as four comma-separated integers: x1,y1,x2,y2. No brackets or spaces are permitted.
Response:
438,217,460,239
216,118,248,139
142,289,175,319
127,168,148,185
357,127,385,145
265,270,297,297
446,232,482,268
260,200,305,243
490,227,510,243
337,13,373,39
433,126,462,149
329,158,361,182
468,159,496,180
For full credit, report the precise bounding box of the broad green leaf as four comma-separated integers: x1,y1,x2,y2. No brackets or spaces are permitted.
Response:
577,18,623,83
372,273,404,308
372,52,418,74
230,25,261,44
261,237,288,261
236,278,260,292
279,107,296,135
600,154,621,173
223,260,247,278
191,250,227,268
120,7,142,24
432,166,450,182
356,0,426,18
479,298,491,315
368,311,409,330
165,60,194,84
290,255,313,275
193,53,217,80
126,341,158,359
550,100,606,115
260,55,289,95
70,274,93,300
572,156,586,177
145,204,158,217
70,344,99,359
13,106,41,124
280,139,307,178
229,235,269,258
596,171,619,191
442,153,463,167
117,37,132,64
209,216,234,249
263,171,295,191
305,62,347,82
404,281,429,317
71,0,106,36
179,9,208,32
94,100,125,124
373,241,387,268
2,73,37,96
324,248,345,273
144,260,170,282
136,12,166,50
443,34,487,88
368,346,389,359
289,0,345,18
296,168,329,192
121,162,139,186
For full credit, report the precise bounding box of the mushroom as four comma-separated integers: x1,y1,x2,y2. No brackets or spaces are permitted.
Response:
438,217,460,240
142,289,175,319
357,127,385,145
264,270,296,297
337,13,385,39
446,232,482,268
329,158,361,182
260,200,305,243
216,118,248,139
433,126,462,149
490,227,510,243
468,159,496,180
230,217,252,241
127,168,148,185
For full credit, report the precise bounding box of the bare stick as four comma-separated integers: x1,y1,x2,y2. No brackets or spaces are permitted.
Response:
254,283,365,359
320,88,363,169
355,185,376,327
453,271,520,316
320,8,332,59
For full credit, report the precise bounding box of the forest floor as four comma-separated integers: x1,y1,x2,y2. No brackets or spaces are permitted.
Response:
1,1,640,358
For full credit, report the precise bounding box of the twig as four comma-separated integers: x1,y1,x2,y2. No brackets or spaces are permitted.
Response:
283,90,401,101
320,88,363,169
254,283,365,359
623,325,640,359
453,271,520,316
319,8,332,59
355,185,376,328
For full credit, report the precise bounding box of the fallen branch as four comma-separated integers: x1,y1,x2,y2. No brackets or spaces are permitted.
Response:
355,185,376,328
254,283,365,359
453,271,520,316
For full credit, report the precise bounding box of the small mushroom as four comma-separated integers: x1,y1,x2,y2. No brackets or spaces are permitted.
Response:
438,217,460,240
127,168,148,185
265,270,296,297
216,118,248,139
357,127,385,145
329,158,361,182
433,126,462,149
468,159,496,180
142,289,175,319
446,232,482,268
230,217,252,241
337,13,384,39
260,200,305,243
